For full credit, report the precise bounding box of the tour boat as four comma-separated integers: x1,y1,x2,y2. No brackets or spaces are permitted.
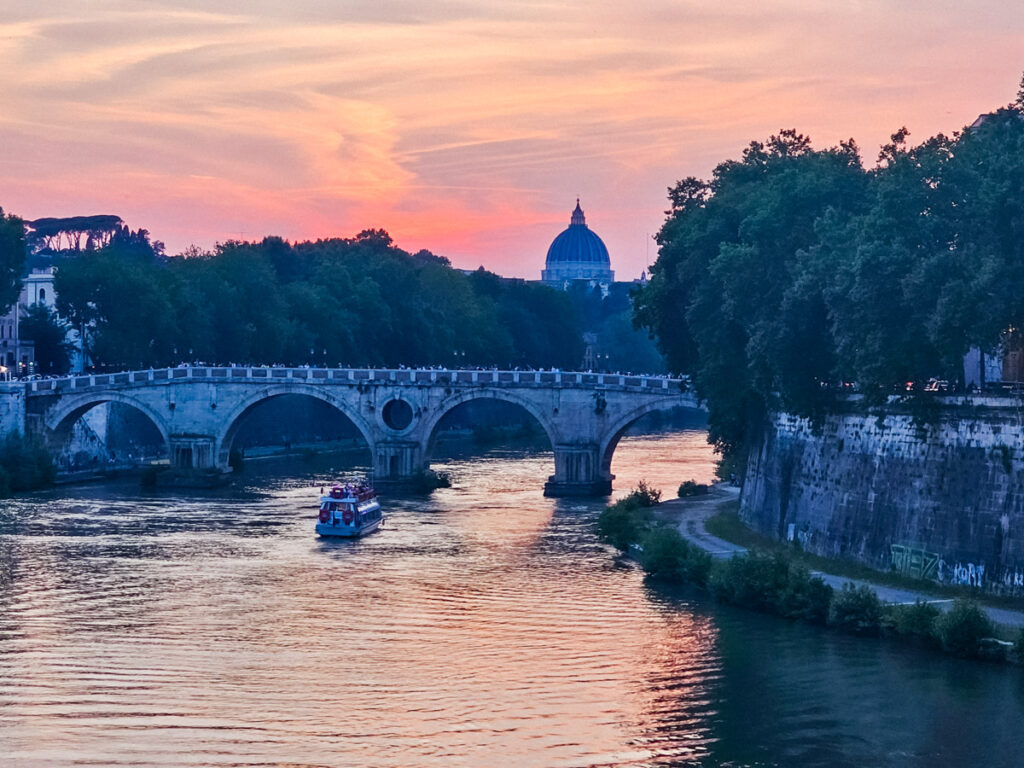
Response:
316,482,384,537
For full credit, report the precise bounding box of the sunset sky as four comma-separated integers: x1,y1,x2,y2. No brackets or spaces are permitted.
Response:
1,1,1021,279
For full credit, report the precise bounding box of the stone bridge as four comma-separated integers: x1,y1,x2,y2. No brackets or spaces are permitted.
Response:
14,366,699,495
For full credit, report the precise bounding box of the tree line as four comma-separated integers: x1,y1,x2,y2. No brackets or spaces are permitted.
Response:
634,79,1024,464
49,228,584,371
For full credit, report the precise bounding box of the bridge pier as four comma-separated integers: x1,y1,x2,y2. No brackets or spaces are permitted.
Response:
374,440,425,484
169,436,218,471
544,443,612,497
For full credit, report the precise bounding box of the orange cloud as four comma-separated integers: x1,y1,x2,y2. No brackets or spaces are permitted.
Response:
0,1,1021,278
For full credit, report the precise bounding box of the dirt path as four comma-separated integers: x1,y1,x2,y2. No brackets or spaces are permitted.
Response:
657,485,1024,630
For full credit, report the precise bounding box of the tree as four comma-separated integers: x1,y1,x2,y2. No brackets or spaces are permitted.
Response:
19,303,74,374
55,247,176,369
56,224,587,371
634,73,1024,466
824,131,963,400
27,215,123,253
0,208,26,315
635,130,869,457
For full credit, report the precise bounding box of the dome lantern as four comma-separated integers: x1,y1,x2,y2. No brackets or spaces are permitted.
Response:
570,199,586,227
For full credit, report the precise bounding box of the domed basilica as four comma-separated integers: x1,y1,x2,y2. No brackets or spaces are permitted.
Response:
541,200,614,287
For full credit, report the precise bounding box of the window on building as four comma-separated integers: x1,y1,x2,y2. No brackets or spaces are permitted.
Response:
39,288,46,302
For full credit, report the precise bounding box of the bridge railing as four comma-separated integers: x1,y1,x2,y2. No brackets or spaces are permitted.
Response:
26,367,690,394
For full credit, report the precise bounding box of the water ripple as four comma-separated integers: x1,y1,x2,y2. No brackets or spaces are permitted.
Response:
2,433,1022,767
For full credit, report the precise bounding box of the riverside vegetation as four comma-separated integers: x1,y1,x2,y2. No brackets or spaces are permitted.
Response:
0,433,56,496
598,485,1024,664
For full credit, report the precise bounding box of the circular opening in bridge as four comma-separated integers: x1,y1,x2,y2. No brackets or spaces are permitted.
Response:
382,398,414,431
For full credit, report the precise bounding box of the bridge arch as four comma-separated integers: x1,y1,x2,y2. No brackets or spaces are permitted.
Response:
420,388,558,462
598,397,704,479
215,384,376,467
44,391,172,461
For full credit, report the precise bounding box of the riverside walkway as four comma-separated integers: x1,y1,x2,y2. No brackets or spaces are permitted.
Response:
659,486,1024,630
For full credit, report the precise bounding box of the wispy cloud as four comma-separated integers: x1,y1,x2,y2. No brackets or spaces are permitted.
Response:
1,1,1021,277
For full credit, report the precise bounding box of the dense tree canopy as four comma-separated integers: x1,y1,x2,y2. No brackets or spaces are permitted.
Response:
19,303,74,375
27,215,124,253
635,92,1024,461
55,230,584,371
0,208,26,315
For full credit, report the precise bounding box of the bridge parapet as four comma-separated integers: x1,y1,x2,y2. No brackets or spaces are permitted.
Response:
24,366,688,397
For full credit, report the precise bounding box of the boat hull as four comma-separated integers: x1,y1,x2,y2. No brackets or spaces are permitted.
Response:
316,517,383,538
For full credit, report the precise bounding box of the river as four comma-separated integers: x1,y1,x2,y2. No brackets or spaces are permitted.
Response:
1,426,1023,767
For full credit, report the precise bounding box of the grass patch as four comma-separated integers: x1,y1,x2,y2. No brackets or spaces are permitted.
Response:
703,500,766,549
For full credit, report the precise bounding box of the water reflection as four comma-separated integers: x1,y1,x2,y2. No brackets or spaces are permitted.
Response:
0,430,1022,766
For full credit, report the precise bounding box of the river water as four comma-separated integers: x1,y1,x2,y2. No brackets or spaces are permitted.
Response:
1,428,1023,767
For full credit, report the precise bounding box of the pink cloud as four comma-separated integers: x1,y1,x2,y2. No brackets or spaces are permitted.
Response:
0,1,1021,280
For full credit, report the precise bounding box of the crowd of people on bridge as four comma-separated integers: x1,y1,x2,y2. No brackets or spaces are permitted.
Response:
23,361,679,379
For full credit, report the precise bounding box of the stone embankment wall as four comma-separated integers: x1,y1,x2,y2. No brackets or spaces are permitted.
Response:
0,385,25,439
741,397,1024,596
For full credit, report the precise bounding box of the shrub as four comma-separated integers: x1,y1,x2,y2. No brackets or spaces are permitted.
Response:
639,528,712,586
710,551,832,623
775,565,833,625
883,601,940,647
0,433,55,495
597,483,663,550
678,480,710,498
631,480,662,507
710,552,791,613
597,498,653,551
1014,627,1024,664
978,638,1010,663
936,600,993,658
411,470,451,493
828,583,882,636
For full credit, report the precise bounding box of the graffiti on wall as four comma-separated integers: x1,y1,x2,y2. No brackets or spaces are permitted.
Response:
1001,568,1024,589
940,560,986,588
934,558,1024,594
891,543,1024,595
890,544,939,580
892,540,1019,593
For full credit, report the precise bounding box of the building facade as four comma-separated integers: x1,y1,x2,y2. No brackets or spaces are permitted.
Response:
0,268,55,375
